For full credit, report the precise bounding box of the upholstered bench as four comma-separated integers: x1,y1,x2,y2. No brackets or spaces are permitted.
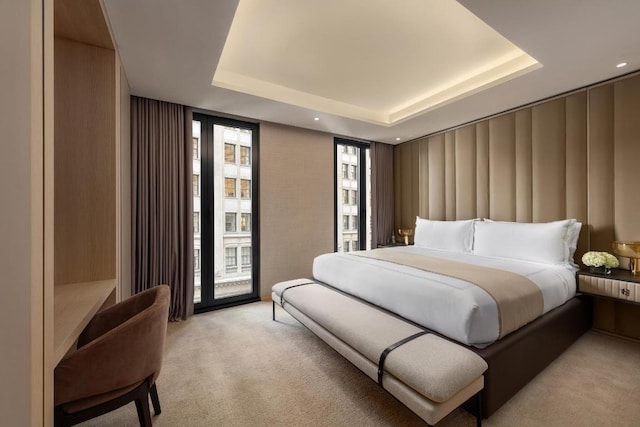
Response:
272,279,488,426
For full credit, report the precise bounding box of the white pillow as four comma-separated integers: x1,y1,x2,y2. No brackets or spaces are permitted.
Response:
473,220,574,265
414,217,476,252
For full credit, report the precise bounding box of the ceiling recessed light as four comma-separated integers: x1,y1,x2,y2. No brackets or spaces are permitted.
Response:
313,117,320,121
395,137,401,141
616,62,628,68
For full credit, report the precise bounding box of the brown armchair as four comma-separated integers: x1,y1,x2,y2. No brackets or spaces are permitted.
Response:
54,285,170,427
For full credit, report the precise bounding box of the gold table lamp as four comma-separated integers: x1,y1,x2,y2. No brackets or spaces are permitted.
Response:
397,228,413,246
611,241,640,275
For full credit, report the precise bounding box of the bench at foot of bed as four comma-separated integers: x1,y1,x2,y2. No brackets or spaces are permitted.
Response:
272,279,487,426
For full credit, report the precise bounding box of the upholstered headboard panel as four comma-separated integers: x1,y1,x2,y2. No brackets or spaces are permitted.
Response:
394,72,640,264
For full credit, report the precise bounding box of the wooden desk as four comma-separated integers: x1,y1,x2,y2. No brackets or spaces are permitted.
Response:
54,279,116,365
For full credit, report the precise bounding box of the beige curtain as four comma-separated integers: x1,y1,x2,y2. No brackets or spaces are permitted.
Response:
370,142,395,247
131,96,194,321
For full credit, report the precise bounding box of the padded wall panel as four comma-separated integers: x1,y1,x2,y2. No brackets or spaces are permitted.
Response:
488,114,516,221
515,109,532,222
455,125,477,219
613,75,640,243
565,91,589,258
428,134,446,220
476,121,490,219
418,138,429,218
588,84,615,251
532,99,566,222
395,141,420,229
445,131,456,220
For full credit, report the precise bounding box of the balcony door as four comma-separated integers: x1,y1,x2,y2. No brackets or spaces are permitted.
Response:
193,114,260,312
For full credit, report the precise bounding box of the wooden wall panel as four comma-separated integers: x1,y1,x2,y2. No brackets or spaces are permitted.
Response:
476,121,490,219
488,114,516,220
455,125,477,219
444,131,456,220
531,98,566,222
515,109,532,222
613,76,640,243
565,91,589,258
394,141,419,230
418,138,429,218
428,134,446,220
588,84,615,251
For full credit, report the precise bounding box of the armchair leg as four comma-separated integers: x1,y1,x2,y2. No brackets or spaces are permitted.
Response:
134,392,152,427
150,383,162,415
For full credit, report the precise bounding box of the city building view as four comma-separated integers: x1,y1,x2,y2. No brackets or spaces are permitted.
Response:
193,122,253,303
336,144,372,252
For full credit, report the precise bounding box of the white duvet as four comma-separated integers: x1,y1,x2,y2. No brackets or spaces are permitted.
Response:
312,246,577,348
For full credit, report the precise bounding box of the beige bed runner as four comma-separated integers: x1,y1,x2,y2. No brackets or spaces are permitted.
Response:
353,249,544,338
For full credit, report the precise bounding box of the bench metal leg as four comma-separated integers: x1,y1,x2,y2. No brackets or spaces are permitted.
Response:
272,300,275,321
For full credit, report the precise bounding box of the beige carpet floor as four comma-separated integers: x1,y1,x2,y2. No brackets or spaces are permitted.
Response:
82,301,640,426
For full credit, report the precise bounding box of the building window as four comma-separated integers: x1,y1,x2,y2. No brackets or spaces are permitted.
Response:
343,240,350,252
241,247,251,265
241,213,251,232
240,179,251,199
193,137,200,160
225,213,236,232
225,247,237,272
193,212,200,233
342,163,348,179
352,241,358,252
350,165,357,180
342,189,349,204
194,248,200,270
225,178,236,198
351,190,357,205
240,146,251,165
343,215,349,231
351,215,358,231
225,143,236,163
193,174,199,196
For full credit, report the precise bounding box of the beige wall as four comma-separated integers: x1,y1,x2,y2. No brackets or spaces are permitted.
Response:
259,122,334,298
0,0,44,424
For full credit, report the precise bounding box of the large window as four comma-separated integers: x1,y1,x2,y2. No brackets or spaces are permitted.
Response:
193,114,259,311
335,138,371,252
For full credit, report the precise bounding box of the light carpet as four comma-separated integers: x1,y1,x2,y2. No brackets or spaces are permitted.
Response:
82,301,640,426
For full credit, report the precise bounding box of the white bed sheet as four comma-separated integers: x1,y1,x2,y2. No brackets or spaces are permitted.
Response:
312,246,577,348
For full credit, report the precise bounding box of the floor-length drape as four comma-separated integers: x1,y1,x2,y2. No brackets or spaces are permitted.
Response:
131,96,194,320
370,142,395,248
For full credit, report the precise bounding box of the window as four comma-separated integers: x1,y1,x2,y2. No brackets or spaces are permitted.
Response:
193,212,200,233
225,143,236,163
241,247,251,265
194,249,200,270
241,213,251,232
240,146,251,165
335,139,371,253
240,179,251,199
225,178,236,197
193,174,199,196
225,213,236,232
193,137,200,160
225,247,237,272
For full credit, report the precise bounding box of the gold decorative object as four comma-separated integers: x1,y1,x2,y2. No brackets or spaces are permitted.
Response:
397,228,414,246
611,241,640,275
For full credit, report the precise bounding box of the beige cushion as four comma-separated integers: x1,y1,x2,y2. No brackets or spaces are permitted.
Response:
280,282,487,403
272,278,315,306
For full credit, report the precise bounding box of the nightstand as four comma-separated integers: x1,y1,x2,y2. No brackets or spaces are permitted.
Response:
576,269,640,304
576,269,640,342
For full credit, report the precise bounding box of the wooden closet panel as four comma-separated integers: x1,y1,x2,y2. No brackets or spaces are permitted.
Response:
428,134,446,220
445,131,456,220
531,98,566,222
565,91,588,259
515,109,532,222
488,114,516,220
418,138,429,218
455,125,477,220
588,84,615,251
613,75,640,242
476,121,490,219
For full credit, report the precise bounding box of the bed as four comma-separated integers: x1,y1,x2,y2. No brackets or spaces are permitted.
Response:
276,218,593,418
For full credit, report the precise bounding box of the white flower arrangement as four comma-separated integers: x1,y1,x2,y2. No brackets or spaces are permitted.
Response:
582,251,619,268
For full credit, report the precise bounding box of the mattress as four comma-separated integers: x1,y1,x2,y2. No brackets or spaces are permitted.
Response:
312,246,577,348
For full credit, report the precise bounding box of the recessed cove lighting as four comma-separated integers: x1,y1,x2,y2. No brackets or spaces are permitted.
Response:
617,62,628,68
313,117,320,121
